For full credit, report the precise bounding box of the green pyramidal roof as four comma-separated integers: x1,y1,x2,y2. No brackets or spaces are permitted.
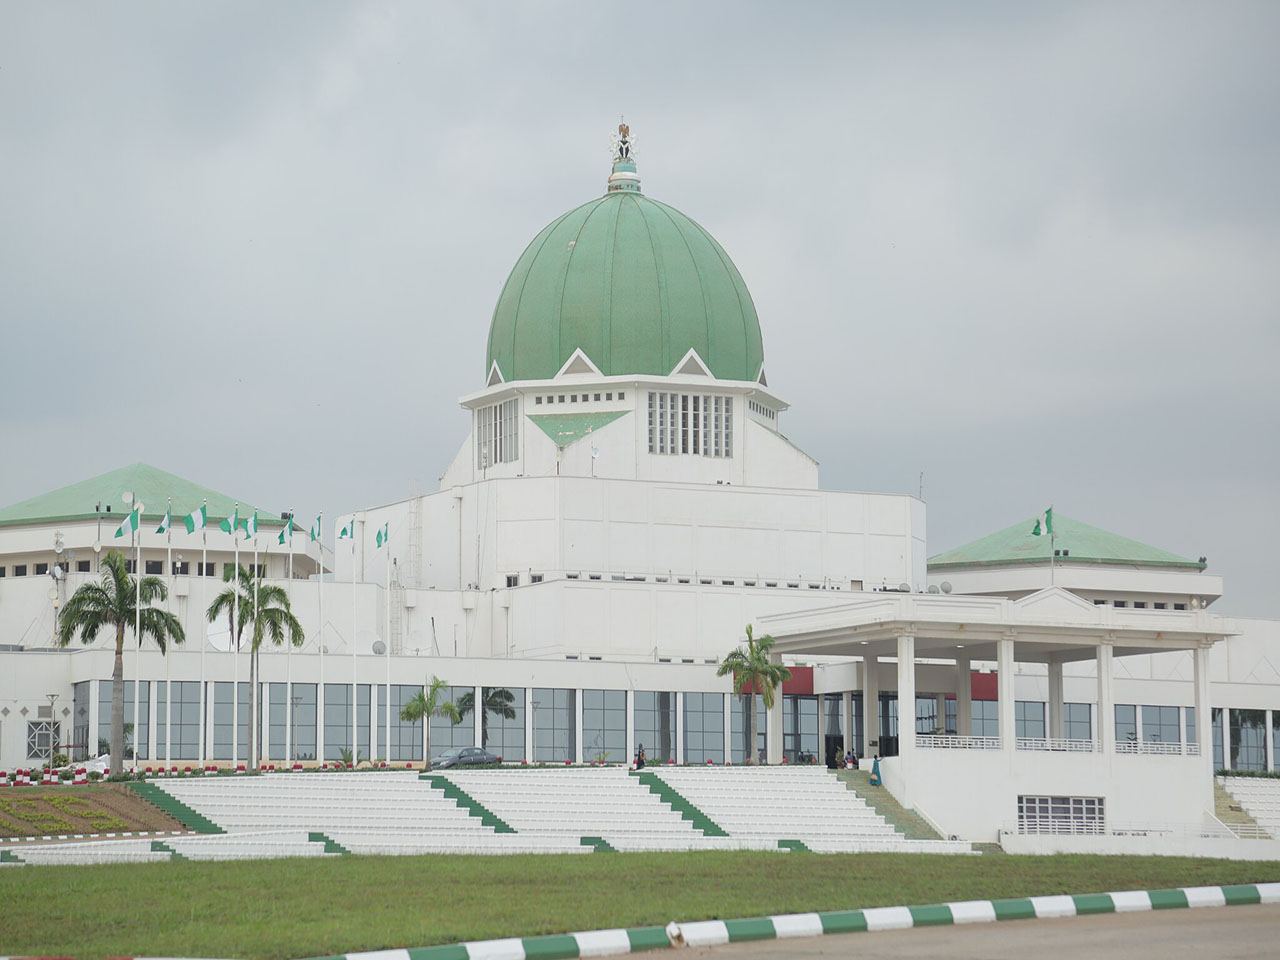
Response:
928,513,1205,571
527,410,630,448
0,463,282,528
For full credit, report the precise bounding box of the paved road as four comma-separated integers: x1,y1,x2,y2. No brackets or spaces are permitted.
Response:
690,903,1280,959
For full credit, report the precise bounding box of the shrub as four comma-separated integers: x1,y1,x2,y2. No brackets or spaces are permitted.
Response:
87,771,103,781
51,753,70,768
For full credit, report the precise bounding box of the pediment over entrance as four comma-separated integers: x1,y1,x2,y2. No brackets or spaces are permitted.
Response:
1013,587,1101,620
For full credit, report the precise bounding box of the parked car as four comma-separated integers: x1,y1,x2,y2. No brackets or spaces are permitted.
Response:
432,746,500,769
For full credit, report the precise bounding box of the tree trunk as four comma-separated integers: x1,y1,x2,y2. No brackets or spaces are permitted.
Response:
423,712,432,772
111,625,125,776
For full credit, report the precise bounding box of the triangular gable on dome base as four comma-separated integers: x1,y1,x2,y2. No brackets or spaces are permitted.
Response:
756,364,768,387
670,349,712,378
555,349,603,379
486,361,506,387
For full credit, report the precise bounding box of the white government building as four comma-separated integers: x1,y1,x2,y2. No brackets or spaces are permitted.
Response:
2,128,1277,844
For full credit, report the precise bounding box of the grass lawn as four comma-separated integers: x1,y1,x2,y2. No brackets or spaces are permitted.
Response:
3,851,1279,959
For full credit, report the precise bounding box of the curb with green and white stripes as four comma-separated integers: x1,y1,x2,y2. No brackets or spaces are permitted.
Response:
293,882,1280,960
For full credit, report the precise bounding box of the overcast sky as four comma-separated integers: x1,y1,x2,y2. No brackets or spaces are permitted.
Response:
2,2,1276,617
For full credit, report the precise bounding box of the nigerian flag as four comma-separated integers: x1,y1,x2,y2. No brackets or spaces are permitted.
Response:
219,506,239,535
156,507,171,535
278,517,294,545
1031,507,1054,537
339,520,354,540
375,522,389,548
244,511,258,540
309,516,322,542
183,504,207,534
114,507,139,539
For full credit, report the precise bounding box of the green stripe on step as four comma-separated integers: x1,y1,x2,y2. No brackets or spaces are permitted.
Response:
1072,893,1115,915
723,917,776,941
908,904,954,927
1222,884,1261,906
405,945,469,960
521,933,580,958
626,926,672,952
1148,888,1189,910
990,898,1035,921
819,910,868,934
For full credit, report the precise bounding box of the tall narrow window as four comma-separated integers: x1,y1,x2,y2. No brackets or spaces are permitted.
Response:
477,398,519,467
646,391,736,459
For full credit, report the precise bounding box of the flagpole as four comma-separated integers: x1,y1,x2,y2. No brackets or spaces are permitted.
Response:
351,520,357,767
165,497,172,770
232,502,240,772
252,519,260,770
385,544,392,766
1049,504,1056,587
132,509,140,775
199,499,207,769
285,509,292,769
317,512,324,769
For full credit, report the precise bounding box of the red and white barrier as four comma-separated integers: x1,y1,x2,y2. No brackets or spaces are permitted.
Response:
73,768,88,786
0,770,8,787
16,769,31,786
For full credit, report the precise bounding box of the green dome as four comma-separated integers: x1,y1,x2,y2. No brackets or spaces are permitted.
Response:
486,163,764,383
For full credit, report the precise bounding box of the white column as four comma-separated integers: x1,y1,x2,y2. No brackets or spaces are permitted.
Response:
675,693,685,764
1048,658,1064,740
625,689,636,768
765,653,783,765
863,655,880,757
1193,644,1214,809
524,687,535,763
574,689,584,764
955,656,972,737
997,637,1015,753
1097,642,1115,755
472,685,482,752
896,635,916,806
722,694,732,765
934,693,946,735
842,690,853,758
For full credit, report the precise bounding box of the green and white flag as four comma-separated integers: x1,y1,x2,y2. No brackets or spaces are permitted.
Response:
156,507,171,535
244,511,258,540
183,504,207,534
278,517,294,545
219,506,239,535
375,522,389,548
114,507,139,539
338,520,354,540
1031,507,1054,537
309,516,322,542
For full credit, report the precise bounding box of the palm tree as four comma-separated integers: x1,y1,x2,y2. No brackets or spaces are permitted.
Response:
398,676,462,771
206,564,303,771
57,550,184,776
456,687,516,749
717,625,791,764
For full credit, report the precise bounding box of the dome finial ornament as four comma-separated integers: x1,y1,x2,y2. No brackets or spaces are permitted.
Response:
607,119,641,193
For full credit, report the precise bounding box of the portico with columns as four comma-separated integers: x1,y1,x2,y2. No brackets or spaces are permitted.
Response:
759,587,1234,841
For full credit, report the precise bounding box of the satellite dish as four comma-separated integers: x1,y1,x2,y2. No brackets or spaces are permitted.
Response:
92,541,102,554
927,584,940,594
371,640,386,655
898,583,911,593
591,446,600,459
940,581,952,594
54,543,64,554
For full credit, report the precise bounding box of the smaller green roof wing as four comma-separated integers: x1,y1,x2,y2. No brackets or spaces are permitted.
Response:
0,462,282,528
928,513,1205,571
526,411,629,449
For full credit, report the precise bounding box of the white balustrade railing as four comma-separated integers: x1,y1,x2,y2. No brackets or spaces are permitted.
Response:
1186,743,1201,756
916,735,1001,750
1139,740,1184,756
1016,738,1098,753
1117,739,1194,756
1006,819,1272,840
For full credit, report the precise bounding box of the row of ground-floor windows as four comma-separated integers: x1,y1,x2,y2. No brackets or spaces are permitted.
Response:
42,684,1280,771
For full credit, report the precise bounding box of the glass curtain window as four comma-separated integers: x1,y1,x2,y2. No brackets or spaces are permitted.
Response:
1185,706,1196,745
323,683,352,761
971,700,998,738
72,681,90,761
378,684,426,762
683,692,725,764
782,694,819,763
268,683,288,760
477,399,519,467
1230,709,1267,771
944,698,957,735
1142,705,1181,744
156,681,167,762
169,681,201,761
1213,708,1224,769
1115,704,1137,745
731,695,766,764
99,680,149,760
1015,701,1046,739
1273,712,1280,768
357,684,371,763
1064,703,1092,741
292,684,317,761
582,690,626,764
430,685,474,759
211,682,248,762
532,688,576,762
482,687,525,761
634,691,676,763
915,696,939,735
